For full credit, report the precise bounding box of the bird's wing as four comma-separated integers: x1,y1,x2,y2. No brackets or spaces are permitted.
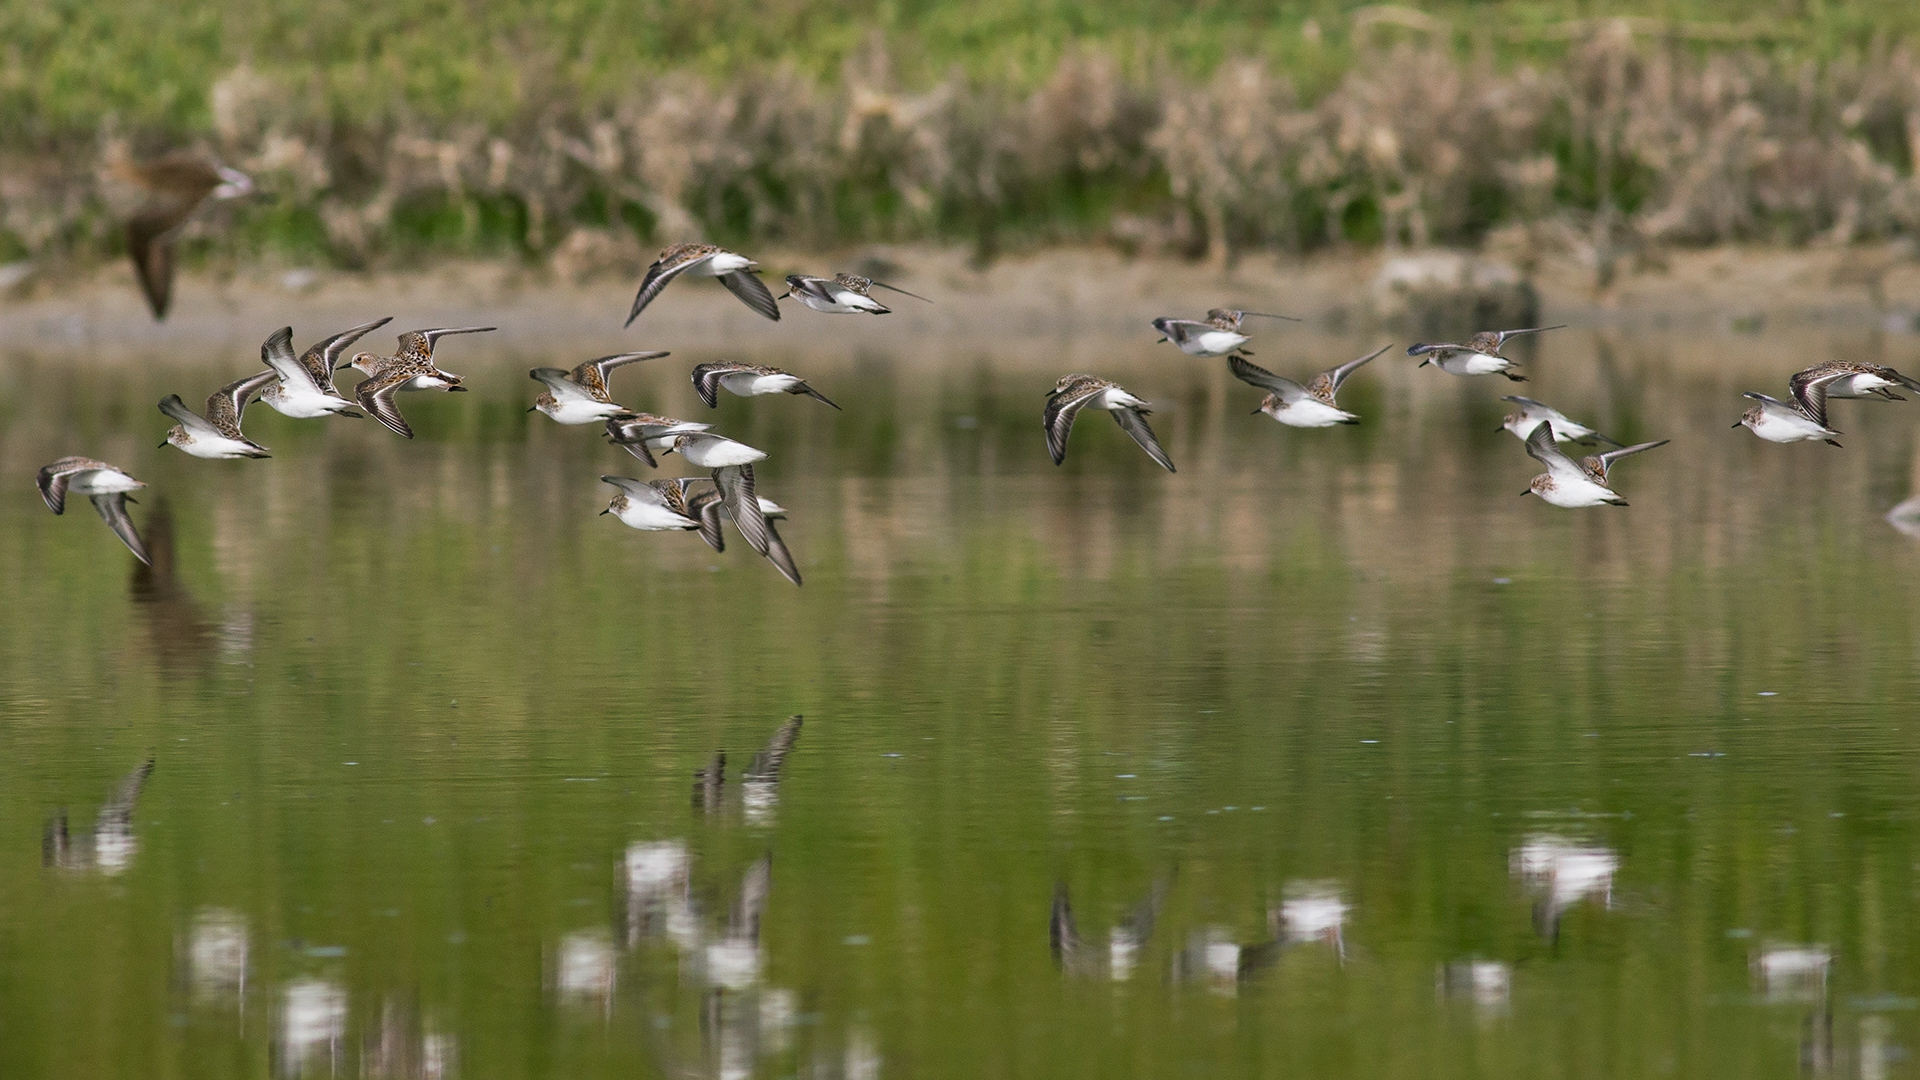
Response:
1594,439,1670,476
1742,391,1791,407
1788,370,1841,429
157,394,219,436
1327,344,1393,390
126,220,176,320
787,378,840,410
1050,884,1082,963
207,371,278,435
305,317,393,386
36,458,102,514
99,757,156,827
354,374,415,438
746,714,803,780
870,279,933,303
1111,408,1177,473
530,367,598,404
719,270,782,322
762,518,802,586
607,418,662,467
1151,318,1206,345
784,275,837,304
1227,356,1308,401
582,351,669,392
1405,342,1462,357
693,490,727,552
625,247,714,326
599,474,674,506
1494,325,1568,346
260,326,311,389
714,465,773,556
1043,383,1106,465
397,327,495,364
90,493,151,565
1525,422,1583,481
690,364,736,409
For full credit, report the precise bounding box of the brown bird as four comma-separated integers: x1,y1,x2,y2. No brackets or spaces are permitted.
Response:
103,152,253,320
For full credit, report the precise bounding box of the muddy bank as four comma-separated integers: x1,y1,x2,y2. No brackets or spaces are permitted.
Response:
3,245,1918,362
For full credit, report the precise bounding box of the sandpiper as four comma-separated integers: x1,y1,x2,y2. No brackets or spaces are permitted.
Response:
605,413,713,467
691,362,840,410
1151,309,1299,358
1791,358,1920,403
529,351,670,425
1521,423,1668,507
1736,371,1845,446
342,326,494,439
779,273,932,314
1499,395,1622,445
36,457,151,564
159,372,277,459
1407,325,1566,380
44,757,154,875
1229,344,1391,427
103,153,252,320
625,243,780,325
669,433,775,557
601,475,709,534
1044,375,1175,472
257,318,392,419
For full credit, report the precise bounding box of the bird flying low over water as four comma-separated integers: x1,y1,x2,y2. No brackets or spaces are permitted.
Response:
1499,396,1621,446
691,362,839,410
1151,309,1299,358
1521,423,1668,507
342,327,494,438
1229,344,1391,428
1407,325,1565,380
605,413,713,467
1738,369,1847,446
159,372,277,459
36,457,151,564
1790,359,1920,403
529,351,670,425
601,475,718,540
1044,375,1175,472
626,243,780,325
257,318,392,419
780,273,932,314
103,153,252,320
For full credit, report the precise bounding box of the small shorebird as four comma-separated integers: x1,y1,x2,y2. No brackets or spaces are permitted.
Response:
159,372,277,458
256,318,392,419
669,433,775,558
679,484,802,585
1044,375,1175,472
103,153,252,319
529,351,670,425
342,327,494,438
1151,309,1299,357
1736,372,1845,446
1407,325,1566,380
600,475,716,540
625,243,780,325
1790,359,1920,403
691,362,840,410
779,273,931,314
1521,423,1668,507
36,457,151,564
1499,396,1622,445
605,413,713,467
1228,344,1391,427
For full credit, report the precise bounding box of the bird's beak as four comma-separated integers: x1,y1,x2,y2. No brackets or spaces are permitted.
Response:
1251,406,1265,414
599,508,610,515
526,406,537,413
1494,426,1505,433
1519,490,1532,497
125,496,138,505
449,386,468,392
1417,359,1430,367
1730,421,1743,428
156,441,168,448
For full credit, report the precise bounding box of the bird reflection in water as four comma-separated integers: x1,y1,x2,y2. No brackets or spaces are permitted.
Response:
692,752,726,814
625,840,699,950
1437,960,1512,1016
555,929,619,1017
128,500,218,675
362,994,458,1080
1753,942,1834,1075
276,978,348,1079
1510,834,1619,944
1049,872,1174,980
186,907,249,1014
742,715,803,826
43,757,153,875
1277,881,1350,963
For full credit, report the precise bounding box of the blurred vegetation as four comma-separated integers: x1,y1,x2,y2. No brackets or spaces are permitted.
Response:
6,1,1920,269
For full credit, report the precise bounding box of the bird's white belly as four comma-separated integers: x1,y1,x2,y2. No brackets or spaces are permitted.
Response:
402,373,453,391
1828,372,1892,397
263,384,346,419
1274,399,1352,428
720,372,797,396
703,252,752,274
546,398,623,424
616,501,695,531
681,439,768,468
1190,331,1247,356
1446,351,1509,375
69,470,142,495
1101,387,1147,410
831,289,886,312
1750,409,1826,442
1538,475,1617,508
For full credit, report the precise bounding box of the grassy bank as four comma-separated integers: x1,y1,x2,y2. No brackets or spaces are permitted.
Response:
5,2,1920,275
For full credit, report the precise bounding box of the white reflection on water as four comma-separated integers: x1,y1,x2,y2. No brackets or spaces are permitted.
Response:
279,979,348,1078
556,930,618,1014
1438,960,1512,1015
1752,943,1831,1004
1049,875,1173,981
1511,834,1618,942
741,715,803,827
845,1026,882,1080
1278,880,1350,963
363,996,458,1080
188,907,249,1001
43,758,153,876
625,840,698,951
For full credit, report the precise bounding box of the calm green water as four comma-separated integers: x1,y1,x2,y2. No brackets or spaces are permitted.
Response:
3,326,1920,1079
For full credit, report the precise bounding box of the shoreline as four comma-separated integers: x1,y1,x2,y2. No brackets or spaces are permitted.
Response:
4,244,1919,358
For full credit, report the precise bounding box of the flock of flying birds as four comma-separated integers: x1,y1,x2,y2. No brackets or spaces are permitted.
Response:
36,234,1920,582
